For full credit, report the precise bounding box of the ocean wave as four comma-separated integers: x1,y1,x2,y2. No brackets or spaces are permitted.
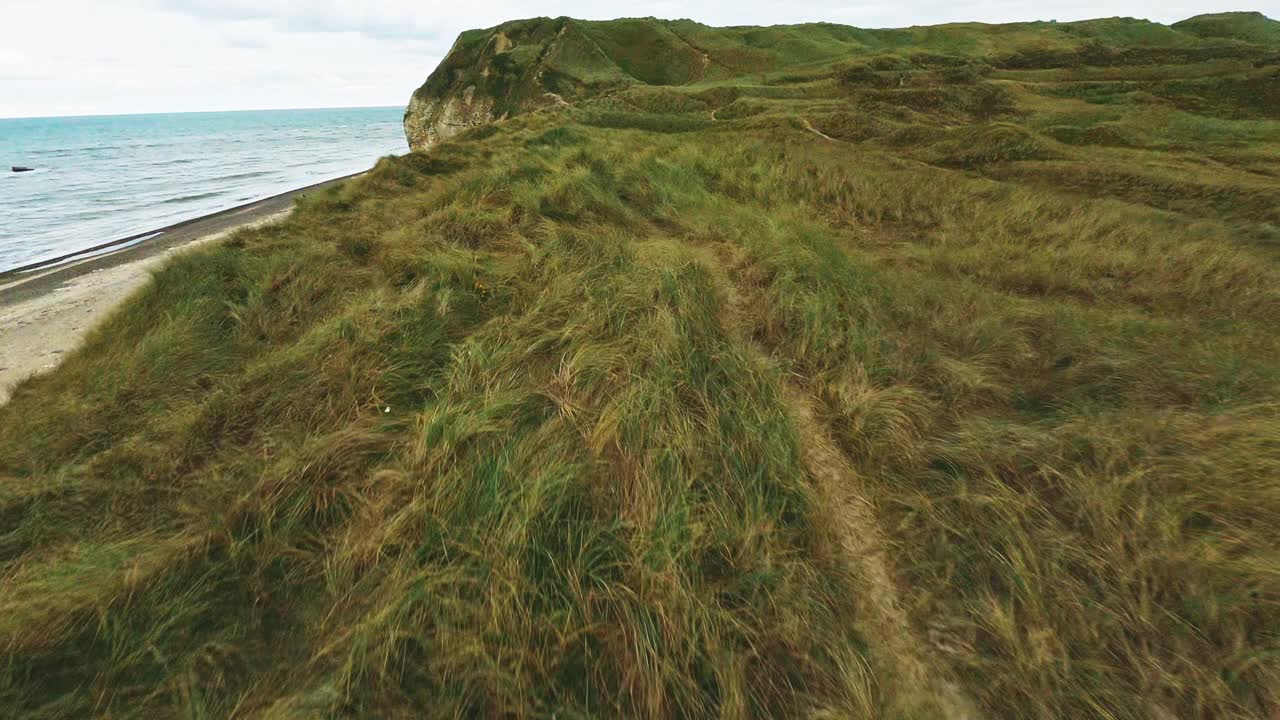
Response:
214,169,277,182
160,190,227,205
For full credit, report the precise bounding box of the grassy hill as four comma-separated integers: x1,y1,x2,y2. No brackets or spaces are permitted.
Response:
3,12,1279,718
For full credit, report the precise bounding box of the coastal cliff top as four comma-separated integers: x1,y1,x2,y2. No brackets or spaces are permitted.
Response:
404,12,1280,150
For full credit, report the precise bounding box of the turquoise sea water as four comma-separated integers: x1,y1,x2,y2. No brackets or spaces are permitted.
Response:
0,107,406,273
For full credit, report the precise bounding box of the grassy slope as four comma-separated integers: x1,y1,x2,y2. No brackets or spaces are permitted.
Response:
3,12,1280,719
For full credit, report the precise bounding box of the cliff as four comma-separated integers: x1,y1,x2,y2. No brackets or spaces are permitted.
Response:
404,18,620,151
403,16,761,151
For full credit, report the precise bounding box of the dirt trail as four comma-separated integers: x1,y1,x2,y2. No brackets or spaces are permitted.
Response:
705,243,977,719
800,118,837,142
779,384,978,719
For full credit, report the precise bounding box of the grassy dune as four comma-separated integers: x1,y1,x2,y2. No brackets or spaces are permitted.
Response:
2,12,1279,718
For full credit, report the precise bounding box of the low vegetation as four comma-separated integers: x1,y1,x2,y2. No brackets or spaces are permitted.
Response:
2,11,1278,718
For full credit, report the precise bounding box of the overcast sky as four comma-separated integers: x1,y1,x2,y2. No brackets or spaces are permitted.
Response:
0,0,1268,118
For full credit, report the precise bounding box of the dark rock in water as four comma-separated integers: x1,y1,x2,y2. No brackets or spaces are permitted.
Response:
11,166,34,173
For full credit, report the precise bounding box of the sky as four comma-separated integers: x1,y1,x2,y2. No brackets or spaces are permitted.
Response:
0,0,1269,118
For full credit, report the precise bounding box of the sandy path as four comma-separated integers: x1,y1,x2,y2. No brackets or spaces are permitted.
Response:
701,240,977,718
800,117,837,142
0,210,288,404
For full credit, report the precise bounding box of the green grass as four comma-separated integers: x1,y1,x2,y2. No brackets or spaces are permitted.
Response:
3,10,1280,719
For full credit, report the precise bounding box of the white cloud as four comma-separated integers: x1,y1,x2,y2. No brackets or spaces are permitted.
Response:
0,0,1267,118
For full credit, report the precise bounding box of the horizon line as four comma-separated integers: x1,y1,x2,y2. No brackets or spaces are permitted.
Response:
0,103,407,122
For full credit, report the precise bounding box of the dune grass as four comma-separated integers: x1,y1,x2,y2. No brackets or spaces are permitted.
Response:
3,11,1280,719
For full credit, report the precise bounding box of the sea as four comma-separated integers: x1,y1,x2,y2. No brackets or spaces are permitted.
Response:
0,107,407,274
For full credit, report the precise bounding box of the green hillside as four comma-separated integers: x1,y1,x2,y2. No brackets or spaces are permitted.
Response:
3,12,1279,718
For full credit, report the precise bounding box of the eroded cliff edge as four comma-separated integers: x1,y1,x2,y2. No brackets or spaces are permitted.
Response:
403,17,725,152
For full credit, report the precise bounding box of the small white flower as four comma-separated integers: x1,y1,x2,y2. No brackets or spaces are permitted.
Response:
384,406,391,413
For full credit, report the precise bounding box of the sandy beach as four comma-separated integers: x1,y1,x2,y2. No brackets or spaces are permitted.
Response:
0,175,355,404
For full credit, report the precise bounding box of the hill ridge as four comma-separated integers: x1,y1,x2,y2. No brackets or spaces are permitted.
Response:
405,12,1280,151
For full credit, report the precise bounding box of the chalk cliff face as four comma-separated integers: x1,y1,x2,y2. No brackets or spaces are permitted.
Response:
403,17,719,152
404,18,593,152
403,85,497,154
